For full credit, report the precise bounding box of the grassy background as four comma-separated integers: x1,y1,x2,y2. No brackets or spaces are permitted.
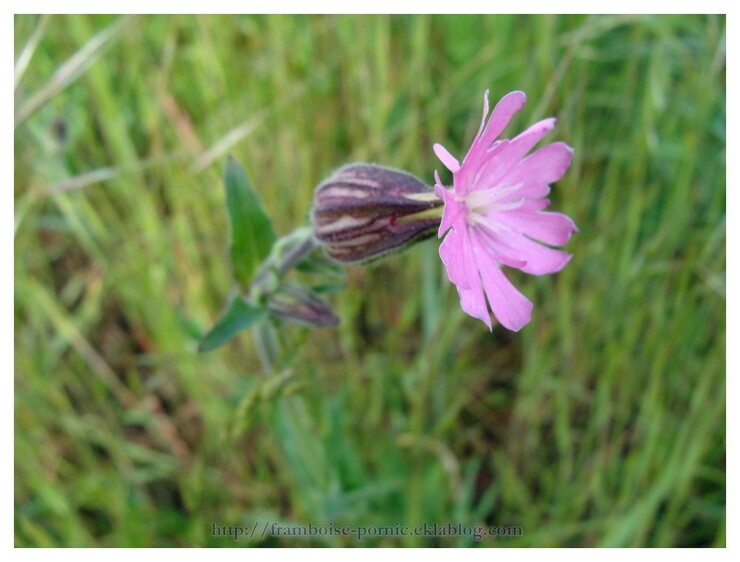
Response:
14,14,725,547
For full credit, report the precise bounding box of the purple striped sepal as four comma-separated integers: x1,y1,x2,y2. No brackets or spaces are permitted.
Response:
311,164,442,263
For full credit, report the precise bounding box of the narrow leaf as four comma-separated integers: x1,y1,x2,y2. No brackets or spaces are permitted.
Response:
225,157,276,289
198,297,266,352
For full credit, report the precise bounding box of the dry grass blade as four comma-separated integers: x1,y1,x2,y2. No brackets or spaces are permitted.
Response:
14,15,136,127
14,14,51,91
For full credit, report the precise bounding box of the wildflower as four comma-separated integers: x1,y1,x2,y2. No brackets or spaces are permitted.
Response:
312,164,442,263
434,90,577,331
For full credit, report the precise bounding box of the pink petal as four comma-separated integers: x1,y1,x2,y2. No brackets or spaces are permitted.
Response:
435,178,465,237
517,198,552,212
510,141,573,185
471,228,527,269
433,143,460,173
497,210,578,246
458,231,492,329
470,216,571,275
458,91,528,194
502,231,573,275
439,229,469,289
440,228,491,328
499,182,551,202
511,117,557,155
434,169,444,190
492,142,573,203
465,139,511,190
457,284,492,330
474,118,557,186
474,91,527,155
477,258,533,331
473,89,491,144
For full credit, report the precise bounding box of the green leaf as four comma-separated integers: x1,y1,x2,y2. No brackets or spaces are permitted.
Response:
198,296,267,352
225,157,276,289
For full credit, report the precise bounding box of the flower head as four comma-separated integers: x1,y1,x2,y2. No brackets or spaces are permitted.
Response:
434,90,577,331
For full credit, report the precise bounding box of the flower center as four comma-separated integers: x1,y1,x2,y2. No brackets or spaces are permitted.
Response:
461,183,525,226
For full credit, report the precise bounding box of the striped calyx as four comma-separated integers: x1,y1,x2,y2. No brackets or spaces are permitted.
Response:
267,282,340,328
311,164,443,263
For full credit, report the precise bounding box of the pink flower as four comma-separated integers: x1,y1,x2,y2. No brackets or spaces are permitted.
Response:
434,90,577,331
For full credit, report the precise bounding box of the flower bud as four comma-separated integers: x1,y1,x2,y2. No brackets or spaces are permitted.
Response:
311,164,442,263
266,283,340,328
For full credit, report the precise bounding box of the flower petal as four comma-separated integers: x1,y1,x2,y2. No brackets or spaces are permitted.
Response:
470,228,527,269
477,258,533,331
502,231,573,275
459,230,492,329
457,91,528,195
473,89,491,144
474,90,491,138
458,285,493,330
435,177,465,237
510,141,573,185
518,198,552,212
433,143,460,173
474,90,527,155
439,229,469,289
491,142,573,203
511,117,557,155
469,215,572,275
497,210,578,246
474,118,557,187
440,228,491,328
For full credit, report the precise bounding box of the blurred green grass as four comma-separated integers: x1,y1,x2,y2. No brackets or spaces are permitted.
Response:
14,14,725,547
